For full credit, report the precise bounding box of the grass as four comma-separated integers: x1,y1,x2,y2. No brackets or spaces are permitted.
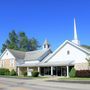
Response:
0,75,48,79
59,77,90,81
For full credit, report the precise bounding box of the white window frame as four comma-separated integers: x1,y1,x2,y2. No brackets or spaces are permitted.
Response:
10,59,14,67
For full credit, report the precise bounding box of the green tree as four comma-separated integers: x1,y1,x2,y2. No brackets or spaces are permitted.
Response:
82,45,90,49
19,32,28,51
28,38,40,51
1,30,40,53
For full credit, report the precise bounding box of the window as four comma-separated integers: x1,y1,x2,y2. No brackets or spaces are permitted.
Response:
6,53,8,55
67,50,70,55
10,59,14,67
44,45,46,48
2,60,4,67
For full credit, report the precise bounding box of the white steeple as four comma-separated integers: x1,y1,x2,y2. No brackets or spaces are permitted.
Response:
72,18,80,45
43,39,50,49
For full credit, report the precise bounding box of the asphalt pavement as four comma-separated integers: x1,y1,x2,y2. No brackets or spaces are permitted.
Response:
0,77,90,90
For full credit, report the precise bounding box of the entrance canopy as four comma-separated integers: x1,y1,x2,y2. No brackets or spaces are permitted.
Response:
17,60,75,67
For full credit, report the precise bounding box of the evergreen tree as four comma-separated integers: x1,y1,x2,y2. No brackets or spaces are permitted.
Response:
1,30,40,53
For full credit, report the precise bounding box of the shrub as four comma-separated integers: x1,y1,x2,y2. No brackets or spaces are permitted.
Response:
0,68,10,75
10,69,17,76
32,71,39,77
69,67,76,77
22,71,27,76
76,70,90,77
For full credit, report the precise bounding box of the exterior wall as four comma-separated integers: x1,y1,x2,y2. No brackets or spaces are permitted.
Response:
1,50,15,60
74,63,88,70
19,67,38,76
0,59,16,71
0,50,16,71
25,61,39,64
47,43,88,64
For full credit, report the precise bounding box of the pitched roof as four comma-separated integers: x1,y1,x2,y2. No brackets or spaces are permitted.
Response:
24,49,51,61
44,40,90,63
8,48,51,61
8,49,25,59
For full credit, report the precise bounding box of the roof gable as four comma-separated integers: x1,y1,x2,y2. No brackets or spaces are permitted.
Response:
44,40,90,63
0,49,15,60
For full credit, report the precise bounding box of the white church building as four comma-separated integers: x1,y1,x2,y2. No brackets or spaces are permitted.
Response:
0,19,90,77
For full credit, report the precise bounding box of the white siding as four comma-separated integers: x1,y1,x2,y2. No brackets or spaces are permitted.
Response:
25,61,39,64
48,43,88,64
1,50,15,60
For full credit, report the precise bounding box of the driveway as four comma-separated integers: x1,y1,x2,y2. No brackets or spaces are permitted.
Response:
0,77,90,90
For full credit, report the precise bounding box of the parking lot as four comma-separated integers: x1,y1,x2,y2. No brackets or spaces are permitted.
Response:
0,77,90,90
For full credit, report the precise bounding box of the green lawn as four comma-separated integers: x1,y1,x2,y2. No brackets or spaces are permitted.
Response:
0,75,47,79
59,77,90,80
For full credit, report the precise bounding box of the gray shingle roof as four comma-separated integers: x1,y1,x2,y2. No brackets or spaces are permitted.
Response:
8,49,25,59
24,49,51,61
8,49,51,61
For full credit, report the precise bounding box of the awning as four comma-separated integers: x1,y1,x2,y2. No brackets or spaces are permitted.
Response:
17,60,75,67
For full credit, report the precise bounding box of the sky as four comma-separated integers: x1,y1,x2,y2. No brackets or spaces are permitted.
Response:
0,0,90,51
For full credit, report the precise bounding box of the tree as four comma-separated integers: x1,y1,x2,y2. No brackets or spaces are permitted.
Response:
28,38,40,51
19,32,29,51
82,45,90,49
1,30,40,53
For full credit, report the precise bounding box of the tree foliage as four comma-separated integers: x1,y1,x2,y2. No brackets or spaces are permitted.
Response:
69,67,76,77
82,45,90,49
1,30,40,53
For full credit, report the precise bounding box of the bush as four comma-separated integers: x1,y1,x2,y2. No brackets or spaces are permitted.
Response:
69,67,76,77
0,68,10,75
10,69,17,76
22,71,27,76
76,70,90,77
32,71,39,77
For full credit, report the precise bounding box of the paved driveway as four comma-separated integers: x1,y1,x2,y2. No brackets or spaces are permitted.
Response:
0,77,90,90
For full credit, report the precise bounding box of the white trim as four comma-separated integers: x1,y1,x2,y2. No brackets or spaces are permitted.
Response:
10,58,14,67
0,48,15,60
44,40,90,63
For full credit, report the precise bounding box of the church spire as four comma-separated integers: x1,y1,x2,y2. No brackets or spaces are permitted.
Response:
74,18,78,40
72,18,80,45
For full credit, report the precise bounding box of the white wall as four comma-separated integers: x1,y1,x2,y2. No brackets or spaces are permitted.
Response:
48,43,88,64
1,50,15,60
25,61,39,64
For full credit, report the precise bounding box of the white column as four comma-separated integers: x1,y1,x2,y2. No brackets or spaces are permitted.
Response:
51,66,53,76
17,67,20,76
27,67,29,76
38,67,40,76
67,66,69,78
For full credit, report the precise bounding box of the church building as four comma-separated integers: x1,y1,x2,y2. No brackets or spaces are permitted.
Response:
0,19,90,77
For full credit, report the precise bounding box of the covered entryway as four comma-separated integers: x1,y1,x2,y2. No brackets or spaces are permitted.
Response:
53,66,67,76
40,66,69,77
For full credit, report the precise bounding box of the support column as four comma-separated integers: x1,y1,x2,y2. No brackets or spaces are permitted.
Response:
38,67,41,76
17,67,20,76
27,67,29,76
51,66,53,76
67,66,69,78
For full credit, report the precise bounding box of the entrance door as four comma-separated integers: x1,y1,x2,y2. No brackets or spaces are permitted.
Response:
62,66,67,76
53,66,61,76
53,66,67,76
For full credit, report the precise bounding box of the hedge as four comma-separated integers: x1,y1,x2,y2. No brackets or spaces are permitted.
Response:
76,70,90,77
0,68,10,75
10,69,17,76
32,71,39,77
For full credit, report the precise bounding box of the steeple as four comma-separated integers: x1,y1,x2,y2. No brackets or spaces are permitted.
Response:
72,18,80,45
43,39,50,49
